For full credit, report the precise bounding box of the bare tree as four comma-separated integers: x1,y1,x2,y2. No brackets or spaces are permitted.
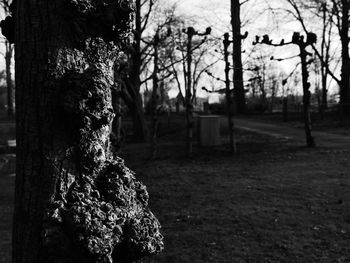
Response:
332,0,350,112
254,32,317,147
119,0,155,142
285,0,349,112
231,0,249,114
223,33,237,153
169,26,215,157
149,26,172,159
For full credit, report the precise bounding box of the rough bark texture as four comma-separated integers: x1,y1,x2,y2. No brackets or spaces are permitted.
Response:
111,89,123,154
13,1,163,262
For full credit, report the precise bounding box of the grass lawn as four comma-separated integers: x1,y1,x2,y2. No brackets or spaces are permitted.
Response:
1,116,350,262
124,125,350,262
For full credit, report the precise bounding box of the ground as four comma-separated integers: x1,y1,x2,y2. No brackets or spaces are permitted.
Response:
1,114,350,262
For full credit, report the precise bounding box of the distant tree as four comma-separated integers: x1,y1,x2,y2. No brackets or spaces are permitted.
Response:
247,52,270,109
10,1,163,262
285,0,349,112
231,0,248,114
148,26,172,159
119,0,155,142
268,71,280,112
254,32,317,147
318,2,334,110
202,33,239,153
0,0,14,116
223,33,237,153
170,26,214,157
332,0,350,112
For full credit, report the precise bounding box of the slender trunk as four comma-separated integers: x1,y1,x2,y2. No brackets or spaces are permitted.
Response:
186,30,194,158
5,41,13,116
340,0,350,113
321,5,328,111
231,0,246,114
130,95,148,142
283,97,288,122
223,33,237,153
300,47,315,147
14,1,163,262
151,34,159,159
321,71,328,109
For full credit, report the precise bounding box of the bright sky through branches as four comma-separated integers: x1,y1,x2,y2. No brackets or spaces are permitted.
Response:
163,0,341,98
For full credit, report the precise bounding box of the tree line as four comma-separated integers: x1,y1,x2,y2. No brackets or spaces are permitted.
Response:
2,0,350,262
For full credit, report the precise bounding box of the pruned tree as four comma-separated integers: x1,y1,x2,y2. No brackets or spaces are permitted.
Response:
183,26,212,157
149,26,172,159
246,52,270,110
223,33,237,153
254,32,317,147
171,26,214,157
231,0,249,114
8,0,164,262
284,0,349,113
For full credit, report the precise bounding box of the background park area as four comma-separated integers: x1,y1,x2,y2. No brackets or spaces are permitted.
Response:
1,111,350,262
2,0,350,262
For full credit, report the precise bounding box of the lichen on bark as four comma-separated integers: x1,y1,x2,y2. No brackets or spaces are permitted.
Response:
12,0,163,262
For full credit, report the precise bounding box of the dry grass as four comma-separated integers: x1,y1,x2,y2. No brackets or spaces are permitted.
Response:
1,122,350,262
124,130,350,262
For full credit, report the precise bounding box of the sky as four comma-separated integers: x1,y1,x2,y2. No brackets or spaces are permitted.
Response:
162,0,304,99
158,0,342,101
0,1,342,101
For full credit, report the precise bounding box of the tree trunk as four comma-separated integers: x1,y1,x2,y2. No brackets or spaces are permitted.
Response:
320,5,328,112
13,1,163,262
126,0,148,142
231,0,246,114
300,48,315,147
130,95,148,142
321,72,328,110
150,34,159,159
282,97,288,122
186,29,194,158
340,0,350,113
5,40,13,116
223,33,237,153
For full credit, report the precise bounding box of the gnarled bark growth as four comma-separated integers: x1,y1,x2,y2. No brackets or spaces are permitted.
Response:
11,0,163,262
